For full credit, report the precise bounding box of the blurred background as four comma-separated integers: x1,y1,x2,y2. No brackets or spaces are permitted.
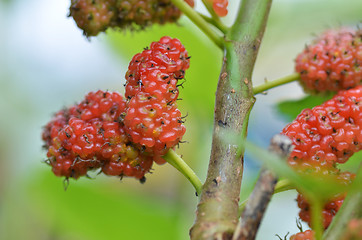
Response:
0,0,361,239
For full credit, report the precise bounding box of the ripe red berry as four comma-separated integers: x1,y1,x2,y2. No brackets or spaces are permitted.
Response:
295,28,362,93
290,230,315,240
124,92,186,159
43,90,153,180
212,0,228,17
282,85,362,170
122,36,189,162
296,171,355,229
69,90,127,121
125,36,190,100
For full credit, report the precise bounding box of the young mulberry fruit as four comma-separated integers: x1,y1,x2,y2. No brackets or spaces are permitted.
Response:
43,90,153,180
212,0,228,17
69,90,127,121
295,28,362,93
289,230,315,240
124,92,186,162
125,36,190,100
296,171,355,229
69,0,117,37
122,36,189,162
282,85,362,170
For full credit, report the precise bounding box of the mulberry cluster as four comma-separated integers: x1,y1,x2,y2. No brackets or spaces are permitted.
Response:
69,0,194,36
282,85,362,170
124,36,189,163
212,0,228,17
43,90,153,180
69,0,117,37
281,81,361,232
295,28,362,93
296,171,355,229
289,230,315,240
42,36,189,180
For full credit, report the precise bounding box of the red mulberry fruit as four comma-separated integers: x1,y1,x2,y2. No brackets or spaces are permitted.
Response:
296,171,355,229
124,92,186,160
125,36,190,100
295,28,362,93
290,230,315,240
282,85,362,169
212,0,228,17
122,36,189,163
43,90,153,180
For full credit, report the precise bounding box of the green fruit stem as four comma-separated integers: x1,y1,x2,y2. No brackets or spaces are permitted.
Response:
253,72,300,95
163,149,202,195
190,0,272,239
200,0,227,32
170,0,224,49
199,13,229,34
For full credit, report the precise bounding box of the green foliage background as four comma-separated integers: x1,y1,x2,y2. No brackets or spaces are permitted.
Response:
0,0,361,239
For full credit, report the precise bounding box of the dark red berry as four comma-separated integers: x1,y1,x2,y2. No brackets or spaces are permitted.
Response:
296,28,362,93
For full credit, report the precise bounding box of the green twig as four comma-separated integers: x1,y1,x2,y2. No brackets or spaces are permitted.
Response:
163,149,202,195
170,0,224,49
201,0,222,24
199,12,229,34
253,73,300,95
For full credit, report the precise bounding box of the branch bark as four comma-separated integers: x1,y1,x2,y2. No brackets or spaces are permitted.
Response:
232,135,293,240
190,1,272,239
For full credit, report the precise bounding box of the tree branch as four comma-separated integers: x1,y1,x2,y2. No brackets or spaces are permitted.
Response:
232,134,293,240
189,1,273,239
232,168,277,240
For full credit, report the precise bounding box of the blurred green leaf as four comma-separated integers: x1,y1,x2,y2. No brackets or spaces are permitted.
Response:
245,141,360,202
1,169,181,240
277,93,334,121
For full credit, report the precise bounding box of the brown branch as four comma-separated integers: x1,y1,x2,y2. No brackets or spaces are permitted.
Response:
232,168,277,240
232,135,294,240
